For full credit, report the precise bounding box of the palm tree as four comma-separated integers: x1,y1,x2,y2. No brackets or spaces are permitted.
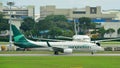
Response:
98,27,106,38
106,28,115,38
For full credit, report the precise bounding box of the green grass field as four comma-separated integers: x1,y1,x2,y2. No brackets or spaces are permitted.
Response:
101,42,120,45
0,56,120,68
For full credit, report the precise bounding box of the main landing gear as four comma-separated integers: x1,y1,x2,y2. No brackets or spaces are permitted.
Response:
91,50,96,55
54,51,59,55
91,51,94,55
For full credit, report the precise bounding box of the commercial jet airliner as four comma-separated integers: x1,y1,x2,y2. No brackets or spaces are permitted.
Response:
11,24,104,55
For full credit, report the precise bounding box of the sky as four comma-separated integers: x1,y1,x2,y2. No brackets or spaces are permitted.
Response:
0,0,120,14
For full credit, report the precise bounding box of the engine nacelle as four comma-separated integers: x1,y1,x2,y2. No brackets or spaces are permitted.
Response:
96,42,101,46
63,48,73,54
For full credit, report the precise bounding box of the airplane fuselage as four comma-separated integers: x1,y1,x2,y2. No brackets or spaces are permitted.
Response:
14,39,103,52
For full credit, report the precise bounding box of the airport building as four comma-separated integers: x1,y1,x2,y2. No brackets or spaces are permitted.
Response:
102,9,120,20
101,10,120,38
102,22,120,38
40,5,116,21
0,2,35,28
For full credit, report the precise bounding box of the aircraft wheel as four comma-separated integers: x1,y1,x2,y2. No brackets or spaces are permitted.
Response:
91,51,94,55
54,51,59,55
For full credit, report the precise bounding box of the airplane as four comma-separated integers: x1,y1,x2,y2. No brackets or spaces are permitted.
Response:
56,35,91,42
11,24,104,55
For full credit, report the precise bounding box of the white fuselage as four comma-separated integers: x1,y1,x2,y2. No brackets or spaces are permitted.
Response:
27,39,104,52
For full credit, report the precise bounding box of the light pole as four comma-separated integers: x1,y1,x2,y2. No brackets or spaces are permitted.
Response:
74,19,77,35
7,2,14,51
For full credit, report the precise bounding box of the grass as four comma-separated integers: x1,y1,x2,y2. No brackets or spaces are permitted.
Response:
101,42,120,44
0,51,53,54
101,42,120,46
0,42,9,45
0,56,120,68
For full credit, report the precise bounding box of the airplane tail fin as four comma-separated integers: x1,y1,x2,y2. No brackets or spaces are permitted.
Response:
11,24,27,42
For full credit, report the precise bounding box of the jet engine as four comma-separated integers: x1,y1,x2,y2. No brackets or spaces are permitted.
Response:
95,41,101,46
63,48,73,54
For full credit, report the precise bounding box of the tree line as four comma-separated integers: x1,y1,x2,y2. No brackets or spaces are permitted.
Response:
0,12,120,40
20,15,74,38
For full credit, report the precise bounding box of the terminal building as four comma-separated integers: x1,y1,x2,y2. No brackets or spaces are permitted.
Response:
0,2,35,28
102,9,120,20
102,22,120,38
40,5,116,21
102,10,120,38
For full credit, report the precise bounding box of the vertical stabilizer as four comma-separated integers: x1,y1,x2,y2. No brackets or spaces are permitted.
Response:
11,25,22,37
11,25,27,42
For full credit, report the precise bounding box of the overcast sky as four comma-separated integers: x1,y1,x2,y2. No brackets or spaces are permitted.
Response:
1,0,120,14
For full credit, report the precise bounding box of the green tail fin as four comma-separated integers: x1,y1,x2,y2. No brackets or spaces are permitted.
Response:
11,25,22,37
11,25,27,42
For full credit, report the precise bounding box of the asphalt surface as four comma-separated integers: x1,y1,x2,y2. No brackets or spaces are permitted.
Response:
0,54,120,56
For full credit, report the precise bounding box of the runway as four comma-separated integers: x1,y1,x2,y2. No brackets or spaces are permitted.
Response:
0,54,120,56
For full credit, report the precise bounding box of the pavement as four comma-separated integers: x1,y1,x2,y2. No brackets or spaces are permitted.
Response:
0,54,120,56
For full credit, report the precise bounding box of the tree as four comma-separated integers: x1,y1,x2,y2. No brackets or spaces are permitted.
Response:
0,12,9,31
35,20,53,31
0,12,4,21
78,17,91,34
44,15,72,30
35,15,74,37
97,27,106,38
20,17,35,32
34,20,52,36
117,28,120,37
62,30,74,37
106,28,115,38
0,23,9,31
48,27,63,38
45,15,67,22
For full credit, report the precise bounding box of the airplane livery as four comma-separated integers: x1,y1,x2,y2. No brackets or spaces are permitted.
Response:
11,24,104,55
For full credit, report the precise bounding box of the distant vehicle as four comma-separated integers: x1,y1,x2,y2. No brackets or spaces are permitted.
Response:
11,24,104,55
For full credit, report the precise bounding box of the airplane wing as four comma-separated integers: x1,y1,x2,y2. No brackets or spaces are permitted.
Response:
91,37,120,46
57,35,120,42
46,42,72,55
55,36,73,40
92,37,120,42
32,36,71,42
